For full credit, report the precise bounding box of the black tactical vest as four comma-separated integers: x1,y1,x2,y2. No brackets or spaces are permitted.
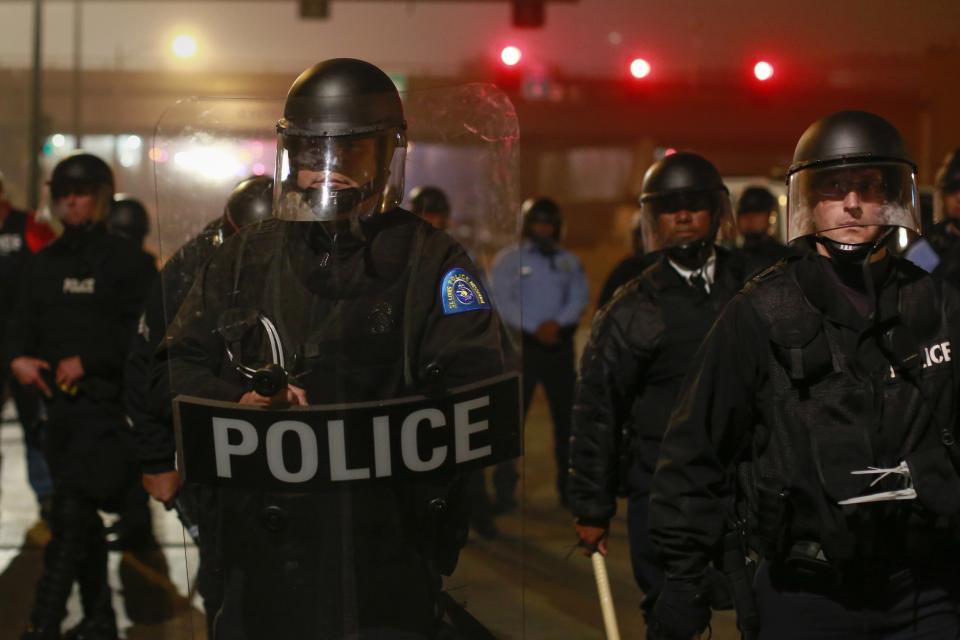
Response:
741,258,960,571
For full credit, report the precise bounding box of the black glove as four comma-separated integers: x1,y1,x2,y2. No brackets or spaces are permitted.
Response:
650,578,711,640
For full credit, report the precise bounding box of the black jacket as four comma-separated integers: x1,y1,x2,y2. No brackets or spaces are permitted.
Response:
597,252,658,309
649,253,960,582
568,247,745,523
4,222,156,404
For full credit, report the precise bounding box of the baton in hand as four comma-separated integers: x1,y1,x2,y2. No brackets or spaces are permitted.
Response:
591,552,621,640
166,496,200,545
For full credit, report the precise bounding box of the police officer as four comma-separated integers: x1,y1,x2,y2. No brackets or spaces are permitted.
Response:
491,197,588,509
0,173,54,516
155,59,514,638
6,152,156,639
648,111,960,640
736,185,795,276
912,150,960,282
125,175,273,633
569,152,744,631
409,185,451,231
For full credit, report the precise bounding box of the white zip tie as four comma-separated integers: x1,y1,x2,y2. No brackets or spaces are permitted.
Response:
838,461,916,505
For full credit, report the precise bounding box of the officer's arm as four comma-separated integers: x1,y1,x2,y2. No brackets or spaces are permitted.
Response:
556,254,590,328
419,251,506,389
649,294,762,581
569,288,655,522
126,277,177,474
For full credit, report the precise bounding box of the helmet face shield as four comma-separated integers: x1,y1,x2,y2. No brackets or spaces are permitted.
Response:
639,189,731,254
275,130,406,222
786,161,920,244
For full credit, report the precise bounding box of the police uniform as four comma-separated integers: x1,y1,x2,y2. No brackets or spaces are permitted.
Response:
570,247,744,609
6,220,156,637
596,251,658,309
158,211,506,638
490,236,588,504
649,252,960,638
648,111,960,640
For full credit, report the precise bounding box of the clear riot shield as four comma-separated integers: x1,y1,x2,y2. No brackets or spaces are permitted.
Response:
153,84,522,639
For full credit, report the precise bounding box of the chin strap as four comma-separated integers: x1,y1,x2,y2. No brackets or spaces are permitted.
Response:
667,239,712,271
815,228,895,320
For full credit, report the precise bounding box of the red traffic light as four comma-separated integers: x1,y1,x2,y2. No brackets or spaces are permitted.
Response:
629,58,651,79
753,60,774,81
501,46,522,67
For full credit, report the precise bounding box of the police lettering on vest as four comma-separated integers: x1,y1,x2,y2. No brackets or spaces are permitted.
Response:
63,277,95,294
174,373,522,491
889,340,952,379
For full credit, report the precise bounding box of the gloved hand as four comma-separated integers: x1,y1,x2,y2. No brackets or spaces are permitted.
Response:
649,578,711,640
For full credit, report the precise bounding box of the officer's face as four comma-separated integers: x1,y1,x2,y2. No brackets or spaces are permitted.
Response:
528,221,556,239
737,211,771,236
811,168,886,245
294,136,380,193
55,189,98,227
943,190,960,220
656,208,712,246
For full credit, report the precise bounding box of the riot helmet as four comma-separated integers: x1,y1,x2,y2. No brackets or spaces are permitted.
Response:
737,186,779,244
521,197,563,256
274,58,407,224
107,194,150,246
786,110,919,262
48,152,115,226
224,175,274,232
409,185,451,230
934,149,960,223
639,152,730,268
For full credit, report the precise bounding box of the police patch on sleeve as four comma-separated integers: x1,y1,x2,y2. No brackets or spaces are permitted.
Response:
440,268,491,315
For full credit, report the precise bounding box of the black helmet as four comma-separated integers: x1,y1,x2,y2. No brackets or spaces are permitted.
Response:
639,152,730,266
409,186,451,217
274,58,407,223
224,176,274,232
737,186,779,216
785,111,919,250
49,152,115,221
521,197,562,240
50,152,114,200
935,149,960,194
787,110,916,177
107,194,149,245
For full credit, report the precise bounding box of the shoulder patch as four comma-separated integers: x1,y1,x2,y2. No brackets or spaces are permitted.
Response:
440,268,491,315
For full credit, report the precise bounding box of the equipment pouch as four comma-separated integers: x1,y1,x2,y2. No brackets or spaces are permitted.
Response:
768,315,833,384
